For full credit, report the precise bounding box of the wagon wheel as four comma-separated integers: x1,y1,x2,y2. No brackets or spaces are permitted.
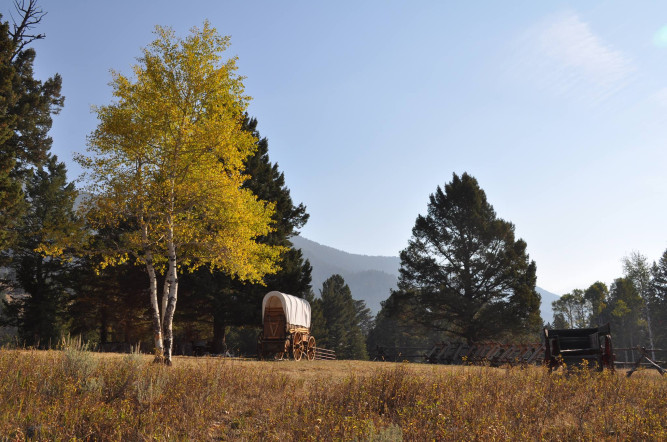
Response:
307,336,316,361
292,332,303,361
256,332,264,361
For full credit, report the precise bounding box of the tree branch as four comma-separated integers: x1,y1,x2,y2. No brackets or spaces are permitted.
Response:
9,0,46,61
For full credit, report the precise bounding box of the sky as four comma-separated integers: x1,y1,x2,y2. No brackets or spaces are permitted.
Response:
8,1,667,295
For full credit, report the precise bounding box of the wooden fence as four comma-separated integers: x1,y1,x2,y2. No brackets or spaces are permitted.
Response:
423,342,545,366
313,347,336,360
614,348,666,366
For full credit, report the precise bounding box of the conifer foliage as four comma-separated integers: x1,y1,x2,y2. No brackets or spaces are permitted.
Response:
0,0,63,254
387,173,542,343
1,156,81,346
316,274,368,360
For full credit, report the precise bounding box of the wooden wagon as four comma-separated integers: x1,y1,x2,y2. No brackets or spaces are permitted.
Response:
544,323,614,371
257,291,316,361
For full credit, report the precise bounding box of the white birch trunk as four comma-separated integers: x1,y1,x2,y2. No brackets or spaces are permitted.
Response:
161,277,170,330
142,220,164,361
644,305,656,360
145,255,164,359
162,224,178,365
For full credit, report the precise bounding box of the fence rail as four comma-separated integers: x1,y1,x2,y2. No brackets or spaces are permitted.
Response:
313,347,336,360
614,347,666,365
419,342,545,366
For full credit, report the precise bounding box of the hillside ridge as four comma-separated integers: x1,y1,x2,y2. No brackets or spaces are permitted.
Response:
291,235,559,321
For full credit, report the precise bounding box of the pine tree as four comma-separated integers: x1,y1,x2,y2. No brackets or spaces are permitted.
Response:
649,249,667,348
366,295,444,358
1,155,80,346
69,254,152,347
388,173,542,343
354,299,374,338
305,289,326,343
0,1,64,254
584,281,608,326
319,274,368,360
604,277,644,349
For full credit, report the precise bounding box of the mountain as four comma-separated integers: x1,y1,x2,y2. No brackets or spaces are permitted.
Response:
290,235,559,322
291,235,400,277
536,287,560,324
290,236,399,314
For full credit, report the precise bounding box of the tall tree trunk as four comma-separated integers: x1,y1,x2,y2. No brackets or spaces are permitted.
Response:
141,214,164,361
162,234,178,365
644,305,656,359
100,308,108,345
145,255,163,360
213,312,227,354
161,277,170,330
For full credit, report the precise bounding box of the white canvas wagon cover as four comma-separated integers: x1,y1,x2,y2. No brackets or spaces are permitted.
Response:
262,291,311,330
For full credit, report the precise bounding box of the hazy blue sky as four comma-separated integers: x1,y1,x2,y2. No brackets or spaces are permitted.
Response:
11,1,667,294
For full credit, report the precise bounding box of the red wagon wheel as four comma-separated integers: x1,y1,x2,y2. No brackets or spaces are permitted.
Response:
307,336,316,361
293,332,303,361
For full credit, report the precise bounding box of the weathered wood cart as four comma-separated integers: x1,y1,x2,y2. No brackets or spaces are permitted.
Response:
257,291,316,361
544,323,614,371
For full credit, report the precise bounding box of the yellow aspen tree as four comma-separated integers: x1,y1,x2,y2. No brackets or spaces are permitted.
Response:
75,22,283,364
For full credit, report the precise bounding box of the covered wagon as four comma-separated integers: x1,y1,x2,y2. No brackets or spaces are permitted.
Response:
257,291,316,361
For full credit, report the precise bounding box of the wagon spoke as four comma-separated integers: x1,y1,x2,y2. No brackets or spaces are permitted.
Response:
293,332,303,361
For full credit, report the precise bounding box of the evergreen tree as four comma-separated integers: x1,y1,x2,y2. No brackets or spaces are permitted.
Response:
319,274,368,360
0,155,80,346
649,249,667,348
0,1,63,254
305,289,326,343
387,173,542,343
584,281,608,326
69,256,151,347
551,312,569,330
354,299,374,338
66,207,156,348
604,277,644,349
178,115,312,353
366,298,443,359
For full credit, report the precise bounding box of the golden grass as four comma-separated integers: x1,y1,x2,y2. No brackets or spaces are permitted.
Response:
0,348,665,440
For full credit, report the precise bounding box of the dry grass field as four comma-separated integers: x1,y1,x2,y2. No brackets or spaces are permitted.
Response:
0,346,665,440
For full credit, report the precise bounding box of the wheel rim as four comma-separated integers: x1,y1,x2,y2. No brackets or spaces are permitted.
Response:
307,336,316,361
